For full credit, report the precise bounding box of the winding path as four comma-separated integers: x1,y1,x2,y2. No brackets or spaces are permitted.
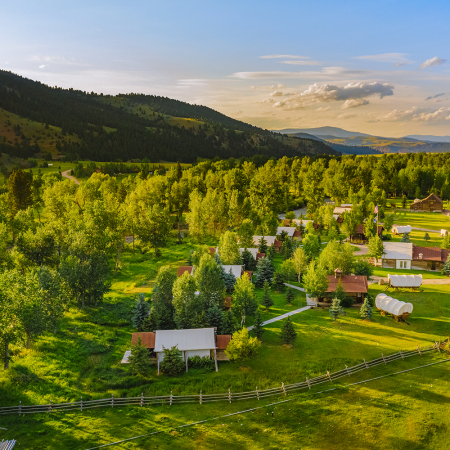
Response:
61,169,80,185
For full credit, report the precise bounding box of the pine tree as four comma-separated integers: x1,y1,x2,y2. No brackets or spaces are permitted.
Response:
266,244,276,261
128,337,151,376
401,232,411,243
261,280,274,309
255,256,274,288
281,239,293,260
442,235,450,250
191,311,210,328
206,304,223,330
252,310,264,339
280,316,297,345
241,249,256,271
424,232,430,242
142,308,157,332
159,345,185,376
360,298,372,321
441,255,450,276
131,294,150,331
221,310,238,334
271,271,286,292
222,268,237,293
286,288,295,305
6,169,33,217
258,237,268,254
329,297,344,321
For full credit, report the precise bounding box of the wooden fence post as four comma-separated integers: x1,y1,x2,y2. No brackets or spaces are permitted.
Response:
345,365,350,376
436,341,441,352
281,382,286,395
80,397,83,412
199,390,202,404
18,401,21,416
111,393,114,408
417,345,421,355
363,359,369,369
228,389,231,404
49,400,52,413
140,393,144,407
306,377,311,389
381,353,386,365
170,391,173,406
327,371,332,382
256,386,260,400
399,350,404,359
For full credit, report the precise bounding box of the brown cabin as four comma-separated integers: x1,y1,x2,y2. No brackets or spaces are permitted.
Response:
412,245,450,271
216,335,231,361
177,266,193,277
410,193,443,212
320,269,368,304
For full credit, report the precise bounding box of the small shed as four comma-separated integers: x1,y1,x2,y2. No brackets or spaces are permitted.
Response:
154,328,218,373
276,227,297,239
375,293,413,321
392,225,412,235
324,273,368,303
387,274,422,290
240,248,259,259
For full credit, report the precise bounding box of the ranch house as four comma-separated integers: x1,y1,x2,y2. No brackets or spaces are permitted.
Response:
410,193,443,212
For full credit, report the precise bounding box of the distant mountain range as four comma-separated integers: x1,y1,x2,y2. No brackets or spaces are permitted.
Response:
273,127,450,154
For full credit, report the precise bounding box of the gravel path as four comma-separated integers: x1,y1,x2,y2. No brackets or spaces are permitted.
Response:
247,306,311,331
61,169,80,185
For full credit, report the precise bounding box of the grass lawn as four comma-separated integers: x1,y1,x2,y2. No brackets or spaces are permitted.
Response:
389,229,443,248
371,267,448,280
1,235,450,448
387,208,450,232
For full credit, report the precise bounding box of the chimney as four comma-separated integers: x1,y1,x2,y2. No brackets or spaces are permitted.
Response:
334,268,343,279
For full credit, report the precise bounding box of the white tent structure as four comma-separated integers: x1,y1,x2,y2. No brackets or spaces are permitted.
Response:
240,248,258,258
441,229,448,237
392,225,412,235
388,274,422,289
253,236,276,246
276,227,296,238
222,265,244,279
375,293,413,321
154,328,218,373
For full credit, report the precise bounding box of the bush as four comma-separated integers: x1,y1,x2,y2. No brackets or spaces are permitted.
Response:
188,355,214,371
159,345,185,376
381,233,391,241
340,296,354,308
353,260,373,279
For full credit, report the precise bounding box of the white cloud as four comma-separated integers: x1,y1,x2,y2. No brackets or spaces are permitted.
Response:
316,106,331,111
260,54,310,59
177,79,209,86
354,53,412,65
269,91,284,97
39,65,46,69
341,99,369,109
375,106,450,122
279,60,321,66
337,113,356,119
260,81,393,110
230,66,371,80
420,57,447,70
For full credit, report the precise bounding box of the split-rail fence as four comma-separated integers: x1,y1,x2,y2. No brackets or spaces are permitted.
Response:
0,343,444,416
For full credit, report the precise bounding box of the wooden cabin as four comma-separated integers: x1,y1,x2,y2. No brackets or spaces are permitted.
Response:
410,193,443,212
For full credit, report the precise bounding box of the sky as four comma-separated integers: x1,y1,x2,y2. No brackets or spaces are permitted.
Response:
1,0,450,137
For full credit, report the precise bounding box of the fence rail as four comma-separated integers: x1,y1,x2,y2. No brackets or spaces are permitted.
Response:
0,343,443,416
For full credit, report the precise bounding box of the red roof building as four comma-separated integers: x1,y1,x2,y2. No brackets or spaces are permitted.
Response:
177,266,193,277
131,332,156,348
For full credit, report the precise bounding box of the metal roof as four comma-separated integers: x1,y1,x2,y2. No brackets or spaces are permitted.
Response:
276,227,296,237
253,236,276,246
154,328,216,352
131,332,156,348
383,242,413,260
222,265,243,279
240,248,258,258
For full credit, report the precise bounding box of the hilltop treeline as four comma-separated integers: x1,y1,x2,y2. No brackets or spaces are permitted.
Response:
0,70,337,162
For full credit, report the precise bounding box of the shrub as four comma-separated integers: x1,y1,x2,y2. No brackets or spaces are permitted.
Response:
225,328,261,362
340,296,354,308
188,355,214,371
159,345,185,376
271,271,286,292
280,316,297,345
252,310,264,339
128,338,151,376
353,260,373,279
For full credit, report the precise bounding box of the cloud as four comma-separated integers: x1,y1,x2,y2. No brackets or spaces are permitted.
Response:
230,66,371,79
375,106,450,122
341,99,369,109
354,53,412,65
177,79,209,87
420,57,447,69
316,106,331,112
260,81,393,110
279,60,321,66
337,113,356,119
260,54,310,59
425,92,446,101
39,65,46,69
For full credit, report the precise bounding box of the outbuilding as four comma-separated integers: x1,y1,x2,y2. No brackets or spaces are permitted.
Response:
154,328,218,373
392,225,412,235
410,193,443,212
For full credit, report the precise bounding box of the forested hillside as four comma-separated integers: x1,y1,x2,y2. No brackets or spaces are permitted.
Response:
0,71,337,162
